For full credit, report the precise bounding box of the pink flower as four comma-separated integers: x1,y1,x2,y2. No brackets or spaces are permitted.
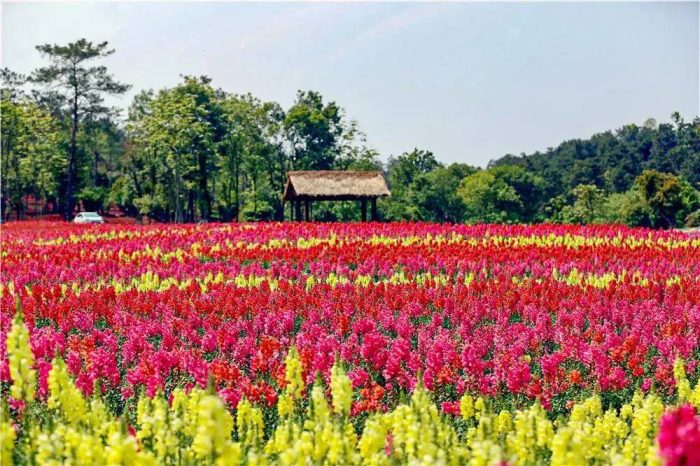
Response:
441,400,461,416
348,368,369,388
658,404,700,466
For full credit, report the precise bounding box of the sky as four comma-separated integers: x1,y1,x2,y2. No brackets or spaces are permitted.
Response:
2,1,698,167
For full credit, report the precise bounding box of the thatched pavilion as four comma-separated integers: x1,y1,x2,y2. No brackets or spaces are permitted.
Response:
283,171,390,221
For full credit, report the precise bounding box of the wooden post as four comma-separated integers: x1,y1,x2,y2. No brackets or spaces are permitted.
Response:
295,201,302,222
304,200,310,221
360,199,368,222
371,198,378,221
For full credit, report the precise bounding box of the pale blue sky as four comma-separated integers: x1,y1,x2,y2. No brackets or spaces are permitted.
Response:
2,2,698,166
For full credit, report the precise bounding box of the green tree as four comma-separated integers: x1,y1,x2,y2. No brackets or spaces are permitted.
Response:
381,149,441,220
334,120,383,171
489,113,700,203
77,116,125,211
386,148,440,187
1,99,64,219
0,68,27,101
219,93,285,221
553,184,606,224
634,170,685,228
686,209,700,228
115,90,158,218
129,78,221,222
595,188,659,227
677,180,700,227
308,120,383,222
31,39,129,219
284,90,344,171
409,164,476,223
458,165,545,223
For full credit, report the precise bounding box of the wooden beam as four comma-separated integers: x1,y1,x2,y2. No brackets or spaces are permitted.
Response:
360,199,368,222
371,198,378,221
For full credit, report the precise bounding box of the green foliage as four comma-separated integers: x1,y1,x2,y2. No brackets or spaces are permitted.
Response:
685,210,700,228
411,166,474,223
0,98,65,219
458,165,545,224
551,184,607,224
635,170,690,229
546,172,700,229
600,190,654,227
310,201,363,222
490,115,700,200
31,39,130,219
284,90,344,171
677,179,700,227
128,76,222,222
381,149,471,222
116,81,377,222
77,186,108,211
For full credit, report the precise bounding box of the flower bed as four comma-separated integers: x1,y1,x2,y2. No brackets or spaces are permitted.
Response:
2,221,699,464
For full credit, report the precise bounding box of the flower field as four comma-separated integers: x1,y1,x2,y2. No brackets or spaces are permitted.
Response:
2,221,700,465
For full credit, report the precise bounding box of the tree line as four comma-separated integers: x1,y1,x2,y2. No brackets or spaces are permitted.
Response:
2,39,699,228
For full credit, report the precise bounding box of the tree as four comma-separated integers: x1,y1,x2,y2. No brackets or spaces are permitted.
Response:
76,116,125,211
0,68,27,101
1,99,64,219
386,149,440,187
308,118,383,222
411,165,474,223
119,81,288,223
488,113,700,203
284,90,344,171
334,119,383,171
553,184,606,224
379,151,475,223
634,170,685,228
129,79,221,222
115,90,157,218
31,39,129,219
458,165,545,223
381,149,441,220
220,93,285,221
600,190,654,227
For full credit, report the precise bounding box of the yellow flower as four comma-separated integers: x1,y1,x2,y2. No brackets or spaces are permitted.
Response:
474,397,486,420
105,429,155,466
460,394,474,421
191,391,236,462
1,405,16,466
47,356,86,425
284,347,304,399
357,415,388,463
690,379,700,409
674,358,692,403
330,363,352,417
136,391,176,461
495,410,512,435
6,312,36,402
237,398,264,449
277,393,294,418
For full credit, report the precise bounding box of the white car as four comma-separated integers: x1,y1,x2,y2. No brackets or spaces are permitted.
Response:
73,212,105,224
